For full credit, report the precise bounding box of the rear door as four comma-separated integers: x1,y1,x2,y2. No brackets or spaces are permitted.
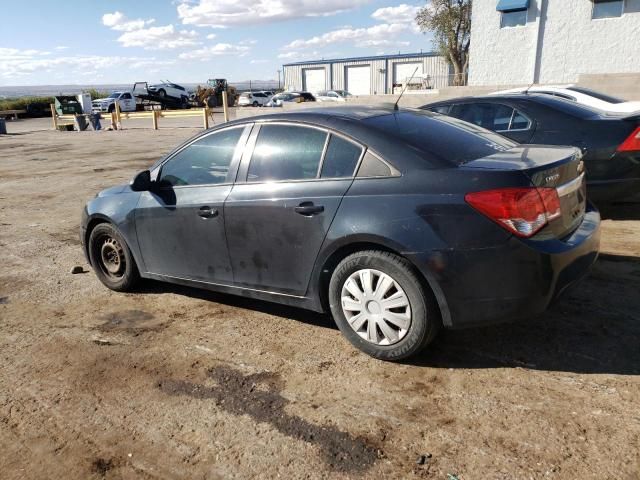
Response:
224,123,364,295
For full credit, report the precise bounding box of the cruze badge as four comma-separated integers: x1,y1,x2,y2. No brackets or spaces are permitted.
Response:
545,173,560,184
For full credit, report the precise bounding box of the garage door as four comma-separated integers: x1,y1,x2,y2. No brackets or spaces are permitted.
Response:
302,68,325,94
393,62,423,85
345,65,371,96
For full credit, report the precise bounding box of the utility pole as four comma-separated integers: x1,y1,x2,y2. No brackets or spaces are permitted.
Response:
277,70,281,90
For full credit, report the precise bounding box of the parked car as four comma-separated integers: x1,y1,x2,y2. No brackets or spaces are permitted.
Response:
316,90,353,102
147,82,190,104
291,91,316,102
490,85,640,114
265,92,301,107
238,91,271,107
92,91,137,113
422,94,640,203
81,106,600,360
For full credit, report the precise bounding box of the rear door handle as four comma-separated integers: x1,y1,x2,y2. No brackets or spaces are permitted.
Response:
197,206,218,218
294,202,324,216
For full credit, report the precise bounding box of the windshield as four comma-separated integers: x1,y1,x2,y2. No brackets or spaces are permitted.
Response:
108,92,120,98
363,111,517,165
566,86,626,104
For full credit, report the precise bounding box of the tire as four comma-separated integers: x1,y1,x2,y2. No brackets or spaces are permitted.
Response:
252,101,259,107
328,250,440,361
158,89,166,98
107,104,115,113
88,223,139,292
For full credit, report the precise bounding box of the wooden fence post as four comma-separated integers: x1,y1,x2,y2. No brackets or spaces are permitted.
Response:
152,110,159,130
222,91,229,123
50,104,58,130
203,107,209,129
114,101,122,129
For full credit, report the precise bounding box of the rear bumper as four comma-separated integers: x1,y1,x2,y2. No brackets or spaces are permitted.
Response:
408,205,601,329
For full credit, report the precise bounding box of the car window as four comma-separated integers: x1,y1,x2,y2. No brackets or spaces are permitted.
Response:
248,125,327,182
121,93,132,100
567,86,625,104
510,110,531,130
159,128,244,187
356,152,394,178
428,104,453,115
363,111,517,166
320,135,362,178
456,103,514,131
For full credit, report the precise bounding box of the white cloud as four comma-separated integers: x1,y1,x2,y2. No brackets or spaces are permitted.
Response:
54,46,69,51
284,23,409,49
250,59,269,64
0,47,174,81
206,33,217,40
117,25,200,50
176,0,370,27
178,43,250,60
102,11,155,32
371,4,420,24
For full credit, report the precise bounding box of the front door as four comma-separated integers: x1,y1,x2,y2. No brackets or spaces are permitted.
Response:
134,125,249,283
224,123,364,295
453,102,535,143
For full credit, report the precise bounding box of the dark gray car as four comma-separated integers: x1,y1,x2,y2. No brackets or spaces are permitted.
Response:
81,106,600,360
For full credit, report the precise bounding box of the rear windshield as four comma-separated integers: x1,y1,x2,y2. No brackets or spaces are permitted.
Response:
532,94,605,118
363,111,517,165
567,86,625,104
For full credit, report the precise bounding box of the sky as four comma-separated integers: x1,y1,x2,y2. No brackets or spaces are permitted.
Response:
0,0,434,86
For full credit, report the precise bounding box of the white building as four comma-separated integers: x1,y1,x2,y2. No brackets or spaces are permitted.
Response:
468,0,640,85
282,52,451,96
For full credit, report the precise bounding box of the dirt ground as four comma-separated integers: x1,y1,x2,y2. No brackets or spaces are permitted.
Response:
0,118,639,480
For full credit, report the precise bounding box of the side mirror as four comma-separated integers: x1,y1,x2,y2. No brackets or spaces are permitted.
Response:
130,170,152,191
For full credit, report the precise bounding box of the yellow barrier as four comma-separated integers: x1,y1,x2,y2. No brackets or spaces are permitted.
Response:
51,103,216,131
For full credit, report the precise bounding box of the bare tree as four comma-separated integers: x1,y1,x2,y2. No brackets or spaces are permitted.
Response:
416,0,472,86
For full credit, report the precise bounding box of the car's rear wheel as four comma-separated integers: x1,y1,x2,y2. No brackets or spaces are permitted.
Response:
158,89,166,98
328,250,439,361
252,101,259,107
88,223,139,292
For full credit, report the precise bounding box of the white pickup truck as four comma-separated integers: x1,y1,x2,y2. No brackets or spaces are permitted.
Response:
92,91,137,113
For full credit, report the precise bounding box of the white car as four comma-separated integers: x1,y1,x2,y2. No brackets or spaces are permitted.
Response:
491,85,640,114
265,92,301,107
147,82,189,102
91,91,137,113
316,90,353,102
238,91,271,107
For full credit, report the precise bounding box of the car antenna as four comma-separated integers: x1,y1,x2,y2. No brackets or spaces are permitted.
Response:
394,67,419,111
524,82,535,94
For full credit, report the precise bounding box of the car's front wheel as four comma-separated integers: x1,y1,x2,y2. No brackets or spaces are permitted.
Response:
88,223,139,292
328,250,439,361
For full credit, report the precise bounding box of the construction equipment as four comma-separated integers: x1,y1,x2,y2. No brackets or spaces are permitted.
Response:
193,79,236,108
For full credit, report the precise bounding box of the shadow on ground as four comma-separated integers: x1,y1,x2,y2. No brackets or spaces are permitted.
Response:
137,254,640,376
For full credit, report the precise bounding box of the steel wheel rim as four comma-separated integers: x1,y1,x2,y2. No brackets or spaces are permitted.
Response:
98,235,126,279
340,268,411,346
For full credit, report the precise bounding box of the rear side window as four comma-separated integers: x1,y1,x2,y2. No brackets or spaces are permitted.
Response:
160,128,243,186
455,103,531,132
320,135,362,178
363,112,516,165
248,125,327,181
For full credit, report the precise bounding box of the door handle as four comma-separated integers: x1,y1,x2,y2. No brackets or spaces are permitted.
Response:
294,202,324,216
197,206,218,218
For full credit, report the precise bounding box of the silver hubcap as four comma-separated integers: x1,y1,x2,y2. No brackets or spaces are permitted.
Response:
340,269,411,346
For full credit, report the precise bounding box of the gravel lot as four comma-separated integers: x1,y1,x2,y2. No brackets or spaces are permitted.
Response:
1,118,639,479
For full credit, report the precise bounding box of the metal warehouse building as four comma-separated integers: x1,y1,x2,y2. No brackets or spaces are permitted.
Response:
282,52,451,96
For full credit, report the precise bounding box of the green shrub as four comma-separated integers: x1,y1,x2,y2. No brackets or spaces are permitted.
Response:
0,96,55,111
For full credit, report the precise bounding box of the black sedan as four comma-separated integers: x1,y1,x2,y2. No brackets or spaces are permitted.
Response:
81,107,600,360
422,94,640,203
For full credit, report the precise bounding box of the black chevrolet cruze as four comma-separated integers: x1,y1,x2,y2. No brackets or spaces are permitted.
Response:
81,106,600,360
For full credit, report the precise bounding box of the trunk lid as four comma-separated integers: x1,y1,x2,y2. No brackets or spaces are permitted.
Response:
465,145,586,239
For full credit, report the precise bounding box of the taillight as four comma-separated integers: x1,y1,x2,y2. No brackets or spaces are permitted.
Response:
617,126,640,152
465,187,561,238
